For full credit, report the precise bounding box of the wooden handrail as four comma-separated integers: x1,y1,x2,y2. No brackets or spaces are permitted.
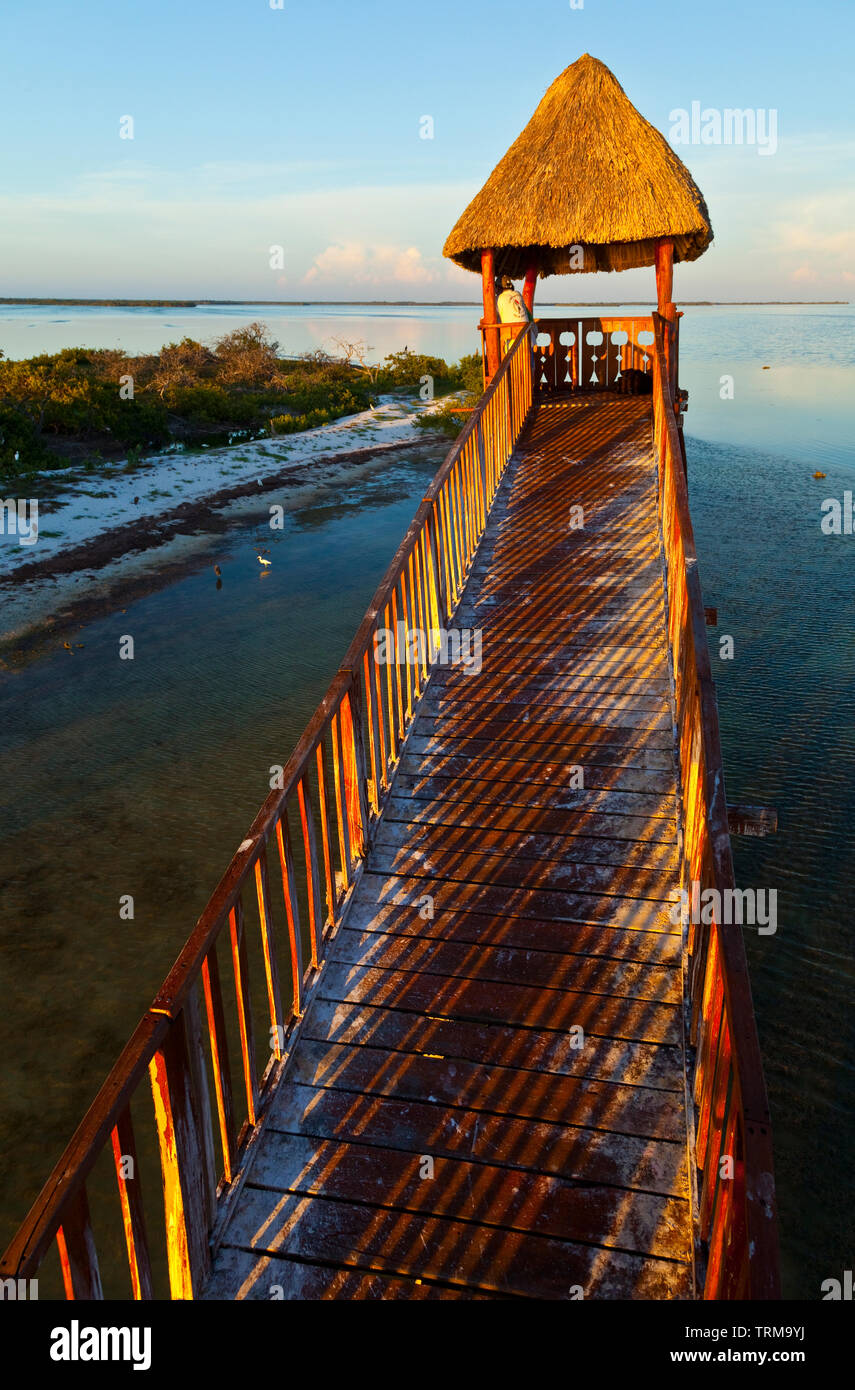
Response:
0,322,535,1300
650,312,780,1299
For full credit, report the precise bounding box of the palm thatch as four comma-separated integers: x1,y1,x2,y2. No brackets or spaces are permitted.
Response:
444,54,712,279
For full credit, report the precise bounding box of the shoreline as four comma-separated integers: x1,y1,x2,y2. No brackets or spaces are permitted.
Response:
0,401,449,660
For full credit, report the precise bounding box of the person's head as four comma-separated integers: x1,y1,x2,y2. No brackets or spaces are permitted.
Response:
499,275,514,291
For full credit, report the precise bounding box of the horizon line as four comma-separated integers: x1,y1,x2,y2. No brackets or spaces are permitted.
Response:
0,298,849,308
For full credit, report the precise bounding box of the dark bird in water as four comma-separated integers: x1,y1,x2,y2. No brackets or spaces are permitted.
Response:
133,496,140,504
214,564,222,576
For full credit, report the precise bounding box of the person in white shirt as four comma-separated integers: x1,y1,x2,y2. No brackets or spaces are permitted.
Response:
495,275,533,361
496,275,531,324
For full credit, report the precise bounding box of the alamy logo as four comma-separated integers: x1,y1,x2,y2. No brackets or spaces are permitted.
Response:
0,497,39,546
671,883,777,934
669,103,778,156
50,1320,151,1371
374,622,483,675
0,1277,38,1299
820,492,855,534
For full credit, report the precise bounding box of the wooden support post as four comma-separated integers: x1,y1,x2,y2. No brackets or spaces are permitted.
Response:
480,248,499,384
522,261,538,314
655,238,680,409
727,804,778,837
655,237,674,310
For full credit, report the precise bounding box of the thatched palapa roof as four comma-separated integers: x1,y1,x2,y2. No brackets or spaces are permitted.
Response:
443,54,712,279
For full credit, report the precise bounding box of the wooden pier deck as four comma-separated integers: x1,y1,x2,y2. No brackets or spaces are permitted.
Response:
1,318,779,1303
203,395,693,1300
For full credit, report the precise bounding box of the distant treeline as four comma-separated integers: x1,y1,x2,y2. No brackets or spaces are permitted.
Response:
0,298,199,307
0,322,481,478
0,297,847,307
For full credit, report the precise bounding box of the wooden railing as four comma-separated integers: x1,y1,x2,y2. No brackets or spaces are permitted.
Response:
0,326,534,1300
650,313,780,1299
531,316,662,393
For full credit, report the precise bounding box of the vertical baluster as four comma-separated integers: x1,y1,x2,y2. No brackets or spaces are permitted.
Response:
408,550,421,703
460,450,472,567
331,709,354,887
421,523,437,636
700,1019,733,1238
149,1012,211,1299
452,467,466,583
703,1103,739,1299
254,847,285,1061
398,567,413,719
415,534,430,683
274,811,306,1004
378,605,396,765
344,678,371,849
370,622,389,788
362,649,380,814
441,482,456,606
428,507,447,630
111,1104,153,1299
184,984,218,1229
474,431,487,531
466,443,476,554
55,1183,102,1299
200,946,237,1183
229,900,258,1125
390,587,405,741
297,774,324,967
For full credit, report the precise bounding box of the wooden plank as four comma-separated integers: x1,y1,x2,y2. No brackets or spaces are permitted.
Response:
391,774,676,823
374,816,679,869
350,870,679,933
366,842,677,903
379,795,677,845
327,927,681,1005
316,962,681,1044
247,1132,691,1260
300,1002,686,1098
342,897,682,966
215,1187,692,1300
270,1081,689,1196
204,1245,495,1299
398,748,675,790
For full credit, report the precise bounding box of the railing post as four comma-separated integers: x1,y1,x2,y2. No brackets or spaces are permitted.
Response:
56,1184,103,1300
112,1106,154,1299
339,678,371,858
149,1011,212,1299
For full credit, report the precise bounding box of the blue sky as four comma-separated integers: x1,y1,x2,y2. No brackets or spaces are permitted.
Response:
1,0,852,301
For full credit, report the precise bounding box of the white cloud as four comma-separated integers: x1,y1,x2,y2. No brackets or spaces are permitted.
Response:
304,242,445,287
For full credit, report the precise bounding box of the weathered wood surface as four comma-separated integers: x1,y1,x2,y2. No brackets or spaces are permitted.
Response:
203,396,694,1301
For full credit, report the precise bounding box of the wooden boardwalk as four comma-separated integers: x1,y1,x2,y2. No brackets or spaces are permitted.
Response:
203,396,694,1300
2,319,778,1304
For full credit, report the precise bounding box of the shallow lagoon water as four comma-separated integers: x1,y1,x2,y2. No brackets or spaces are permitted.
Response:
1,304,853,1297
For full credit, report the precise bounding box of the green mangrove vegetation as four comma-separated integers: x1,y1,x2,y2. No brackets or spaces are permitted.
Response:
0,322,483,481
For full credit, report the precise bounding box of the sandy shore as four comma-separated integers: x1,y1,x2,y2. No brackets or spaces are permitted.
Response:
0,396,450,656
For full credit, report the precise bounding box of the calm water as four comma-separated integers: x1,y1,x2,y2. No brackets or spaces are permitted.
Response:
0,304,853,1298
